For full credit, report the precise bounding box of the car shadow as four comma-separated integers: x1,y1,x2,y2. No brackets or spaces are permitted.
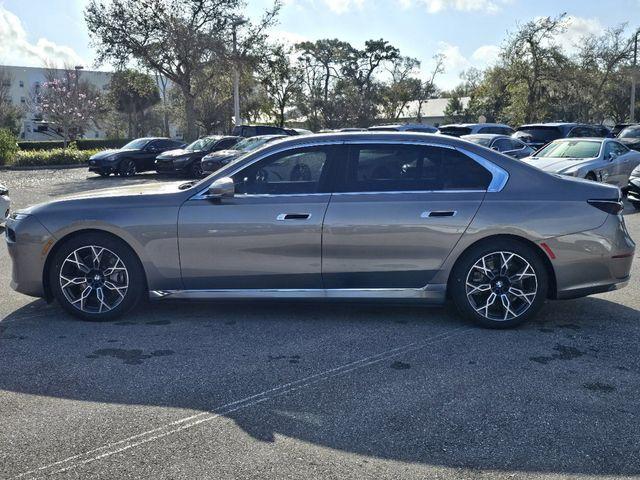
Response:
1,297,640,476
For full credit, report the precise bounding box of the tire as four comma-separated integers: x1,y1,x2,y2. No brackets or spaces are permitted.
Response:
631,200,640,211
449,239,548,329
585,172,597,182
118,159,137,177
189,160,203,178
98,170,111,178
48,232,145,321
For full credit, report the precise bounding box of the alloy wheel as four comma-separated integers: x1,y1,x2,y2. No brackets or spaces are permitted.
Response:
465,251,538,322
59,245,129,314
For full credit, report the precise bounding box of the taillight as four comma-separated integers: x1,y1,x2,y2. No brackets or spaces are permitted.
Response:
587,199,624,215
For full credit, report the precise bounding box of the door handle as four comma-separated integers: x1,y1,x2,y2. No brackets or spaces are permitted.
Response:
421,210,457,218
277,213,312,221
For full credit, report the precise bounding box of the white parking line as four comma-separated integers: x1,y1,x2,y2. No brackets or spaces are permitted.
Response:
14,325,472,479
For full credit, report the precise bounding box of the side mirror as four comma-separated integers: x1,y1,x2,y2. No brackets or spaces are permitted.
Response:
607,152,618,162
207,177,235,200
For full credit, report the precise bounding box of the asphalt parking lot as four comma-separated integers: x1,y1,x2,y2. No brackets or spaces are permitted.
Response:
1,167,640,479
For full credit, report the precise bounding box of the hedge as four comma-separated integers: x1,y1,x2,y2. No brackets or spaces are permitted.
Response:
18,138,133,151
7,148,103,167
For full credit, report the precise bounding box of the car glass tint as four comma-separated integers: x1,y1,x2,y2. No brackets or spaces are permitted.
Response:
514,127,562,143
233,148,328,195
440,126,472,137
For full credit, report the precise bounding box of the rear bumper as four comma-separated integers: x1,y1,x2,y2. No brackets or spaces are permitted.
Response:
544,213,635,299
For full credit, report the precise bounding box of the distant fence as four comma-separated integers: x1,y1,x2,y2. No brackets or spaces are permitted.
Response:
17,138,133,151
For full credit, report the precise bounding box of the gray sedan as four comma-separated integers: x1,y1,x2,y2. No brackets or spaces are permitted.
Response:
461,134,534,159
5,133,635,328
522,138,640,188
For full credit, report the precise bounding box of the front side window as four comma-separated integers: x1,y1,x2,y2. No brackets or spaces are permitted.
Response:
493,138,512,152
122,138,150,150
233,147,330,195
342,144,492,192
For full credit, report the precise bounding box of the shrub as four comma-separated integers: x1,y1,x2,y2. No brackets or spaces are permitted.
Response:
0,128,19,166
8,148,103,167
17,138,133,151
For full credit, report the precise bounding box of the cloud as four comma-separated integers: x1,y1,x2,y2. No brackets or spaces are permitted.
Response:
402,0,511,14
471,44,500,65
0,5,85,67
557,15,604,49
322,0,365,14
438,41,471,70
270,30,310,47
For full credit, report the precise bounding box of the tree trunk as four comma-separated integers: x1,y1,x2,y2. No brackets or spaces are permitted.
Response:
183,90,197,142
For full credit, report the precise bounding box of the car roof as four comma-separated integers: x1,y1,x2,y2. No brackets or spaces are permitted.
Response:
550,137,605,142
441,123,511,128
461,134,513,140
368,123,436,130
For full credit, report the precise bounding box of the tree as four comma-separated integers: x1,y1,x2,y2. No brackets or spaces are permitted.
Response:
108,69,161,137
35,68,102,147
380,56,421,121
415,54,445,122
260,44,303,127
0,68,22,134
85,0,280,141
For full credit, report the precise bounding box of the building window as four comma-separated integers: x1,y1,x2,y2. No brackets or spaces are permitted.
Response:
1,79,10,87
19,80,24,88
20,97,26,104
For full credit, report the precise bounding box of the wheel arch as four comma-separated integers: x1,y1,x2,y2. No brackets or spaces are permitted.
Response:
42,228,148,302
446,234,557,300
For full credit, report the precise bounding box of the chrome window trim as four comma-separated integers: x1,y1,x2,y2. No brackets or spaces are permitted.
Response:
190,138,508,200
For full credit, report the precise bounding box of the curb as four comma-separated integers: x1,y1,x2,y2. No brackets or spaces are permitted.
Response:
0,164,87,171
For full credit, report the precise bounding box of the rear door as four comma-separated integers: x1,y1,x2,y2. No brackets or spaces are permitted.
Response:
321,143,491,289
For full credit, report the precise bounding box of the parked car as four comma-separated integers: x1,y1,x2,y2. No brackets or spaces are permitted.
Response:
439,123,513,137
613,123,635,137
513,123,611,150
628,165,640,210
286,128,314,136
368,123,438,133
461,134,534,159
88,138,186,177
617,124,640,152
337,128,368,132
0,183,10,225
231,125,296,138
522,138,640,188
201,135,286,174
6,133,634,328
155,135,240,178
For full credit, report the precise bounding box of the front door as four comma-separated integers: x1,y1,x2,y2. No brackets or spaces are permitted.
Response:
178,145,336,290
322,143,491,289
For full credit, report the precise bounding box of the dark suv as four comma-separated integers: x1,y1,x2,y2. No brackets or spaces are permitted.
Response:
513,123,612,150
88,138,186,177
232,125,296,138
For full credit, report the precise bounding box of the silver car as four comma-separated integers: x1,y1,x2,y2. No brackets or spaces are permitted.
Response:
5,133,635,328
0,183,9,225
522,138,640,187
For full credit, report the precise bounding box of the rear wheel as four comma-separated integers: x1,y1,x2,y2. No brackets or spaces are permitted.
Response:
119,159,136,177
49,233,145,321
450,240,548,328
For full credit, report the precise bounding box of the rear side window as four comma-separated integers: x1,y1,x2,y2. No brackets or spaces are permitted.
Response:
514,127,562,144
440,126,472,137
342,144,492,192
216,137,239,149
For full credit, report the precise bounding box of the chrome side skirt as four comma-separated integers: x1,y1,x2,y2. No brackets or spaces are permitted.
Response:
149,284,447,303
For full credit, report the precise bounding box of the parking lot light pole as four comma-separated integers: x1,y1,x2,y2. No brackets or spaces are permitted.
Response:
632,30,639,123
232,18,247,128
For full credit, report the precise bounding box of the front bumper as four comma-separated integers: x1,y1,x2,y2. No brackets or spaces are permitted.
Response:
5,214,54,298
155,159,190,173
544,212,635,300
88,158,119,174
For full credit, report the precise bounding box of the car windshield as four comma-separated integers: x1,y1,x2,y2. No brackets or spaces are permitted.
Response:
122,139,150,150
186,136,221,152
465,136,492,147
619,127,640,139
233,137,274,151
439,126,472,137
535,140,601,159
514,127,562,144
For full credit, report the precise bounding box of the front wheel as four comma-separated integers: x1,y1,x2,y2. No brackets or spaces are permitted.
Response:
190,160,203,178
449,240,548,328
119,159,137,177
49,233,145,321
98,170,111,178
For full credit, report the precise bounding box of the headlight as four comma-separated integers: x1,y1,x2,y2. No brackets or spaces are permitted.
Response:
10,212,29,221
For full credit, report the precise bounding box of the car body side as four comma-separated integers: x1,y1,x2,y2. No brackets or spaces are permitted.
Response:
6,133,633,303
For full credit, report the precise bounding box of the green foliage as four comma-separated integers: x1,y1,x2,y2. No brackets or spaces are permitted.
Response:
108,70,161,137
0,128,18,166
17,139,132,151
8,147,103,167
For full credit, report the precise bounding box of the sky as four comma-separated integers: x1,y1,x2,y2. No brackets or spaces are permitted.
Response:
0,0,638,89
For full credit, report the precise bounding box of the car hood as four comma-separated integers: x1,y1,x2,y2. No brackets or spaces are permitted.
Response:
21,181,187,216
89,148,141,160
619,138,640,147
522,157,593,172
156,148,194,159
203,150,241,161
